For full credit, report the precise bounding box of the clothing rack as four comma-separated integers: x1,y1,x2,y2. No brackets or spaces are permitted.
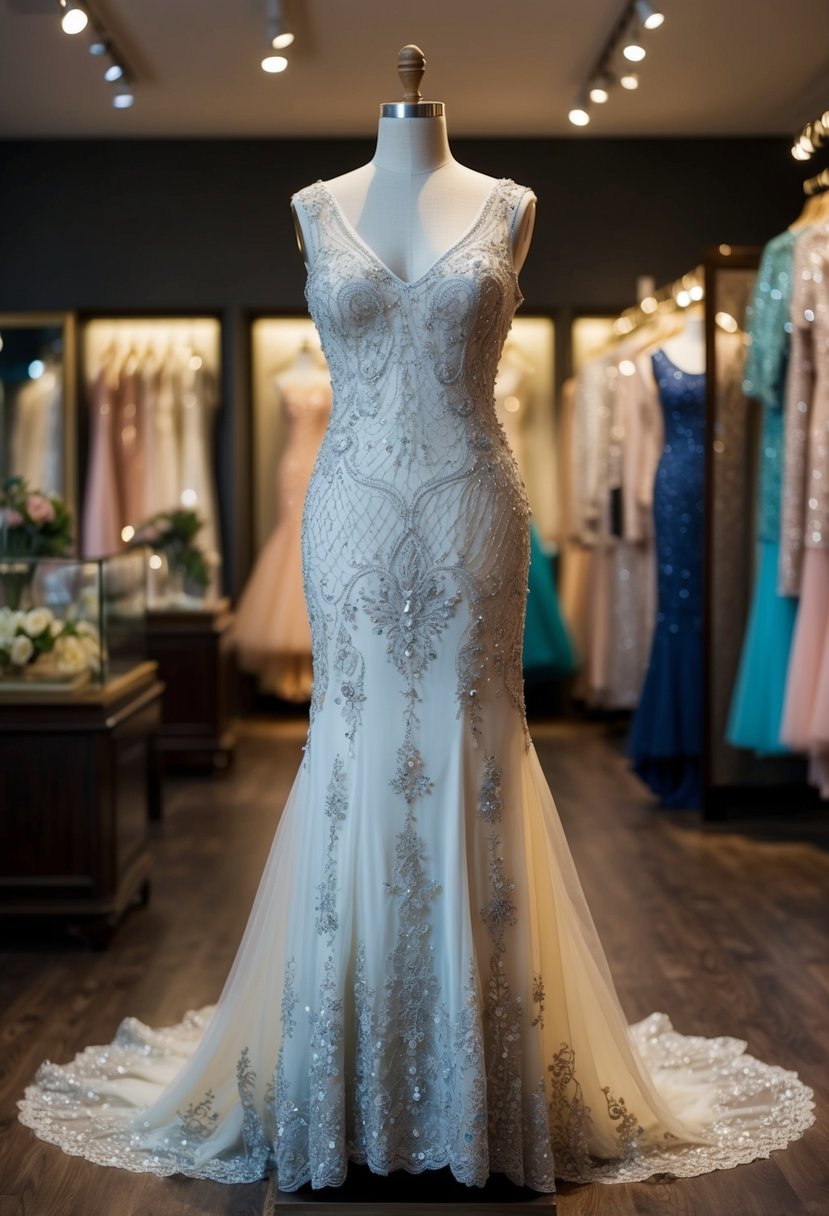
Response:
611,265,704,336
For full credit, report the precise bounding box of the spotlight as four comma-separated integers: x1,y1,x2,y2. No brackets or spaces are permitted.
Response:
29,359,46,379
568,101,591,127
272,28,294,50
113,84,134,108
640,296,658,314
589,73,611,104
261,54,289,73
716,311,738,333
620,72,639,90
623,33,646,62
88,38,107,55
792,144,810,161
635,0,665,29
690,284,704,301
266,0,294,50
104,62,124,82
675,289,692,308
60,0,88,34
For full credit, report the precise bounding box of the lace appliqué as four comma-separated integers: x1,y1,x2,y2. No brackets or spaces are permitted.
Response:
315,756,348,940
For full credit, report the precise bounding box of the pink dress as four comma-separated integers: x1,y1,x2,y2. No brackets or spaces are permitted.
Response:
82,364,124,558
233,378,331,700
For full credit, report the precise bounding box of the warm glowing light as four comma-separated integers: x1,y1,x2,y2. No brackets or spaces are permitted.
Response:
589,80,610,104
181,488,198,507
504,395,521,413
690,284,704,301
675,290,692,308
635,0,664,28
149,553,163,570
188,354,203,370
640,296,657,314
0,334,4,352
61,3,89,35
568,106,590,127
28,359,45,379
261,54,289,73
623,39,646,62
716,311,738,333
272,31,294,49
620,72,639,90
791,143,810,161
718,244,732,256
619,359,636,376
121,525,135,542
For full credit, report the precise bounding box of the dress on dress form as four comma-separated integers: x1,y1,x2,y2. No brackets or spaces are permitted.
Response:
19,177,813,1191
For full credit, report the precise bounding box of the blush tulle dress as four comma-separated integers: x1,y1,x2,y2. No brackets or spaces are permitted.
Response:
232,379,331,701
19,178,813,1192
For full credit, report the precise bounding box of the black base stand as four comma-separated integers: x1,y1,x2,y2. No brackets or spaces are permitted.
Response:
265,1165,556,1214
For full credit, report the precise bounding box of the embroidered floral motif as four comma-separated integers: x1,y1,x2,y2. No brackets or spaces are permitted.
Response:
361,532,460,679
315,757,348,940
478,753,503,822
333,621,365,755
531,973,546,1029
602,1086,644,1156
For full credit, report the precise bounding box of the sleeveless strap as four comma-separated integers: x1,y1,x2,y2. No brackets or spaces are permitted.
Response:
291,180,329,264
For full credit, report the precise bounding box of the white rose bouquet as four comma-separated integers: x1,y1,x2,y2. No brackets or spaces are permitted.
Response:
0,605,103,680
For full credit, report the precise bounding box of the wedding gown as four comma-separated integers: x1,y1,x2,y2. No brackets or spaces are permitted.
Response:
19,177,813,1192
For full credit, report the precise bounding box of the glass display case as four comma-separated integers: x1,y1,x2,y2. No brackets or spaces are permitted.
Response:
0,550,146,690
0,311,77,517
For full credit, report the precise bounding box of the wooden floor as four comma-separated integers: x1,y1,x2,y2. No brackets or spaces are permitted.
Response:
1,719,827,1215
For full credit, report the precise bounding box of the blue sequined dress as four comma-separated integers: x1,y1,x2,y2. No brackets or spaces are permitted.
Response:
629,349,705,808
726,231,799,754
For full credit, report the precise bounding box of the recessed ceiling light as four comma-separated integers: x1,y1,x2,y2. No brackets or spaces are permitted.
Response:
620,72,639,90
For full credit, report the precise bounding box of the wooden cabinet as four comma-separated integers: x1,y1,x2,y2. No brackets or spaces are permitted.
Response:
146,598,236,779
0,662,163,944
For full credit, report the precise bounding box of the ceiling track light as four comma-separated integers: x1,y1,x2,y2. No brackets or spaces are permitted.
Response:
56,1,136,107
567,0,663,127
568,97,591,127
588,72,612,104
59,0,88,35
622,31,646,62
265,0,294,56
634,0,665,30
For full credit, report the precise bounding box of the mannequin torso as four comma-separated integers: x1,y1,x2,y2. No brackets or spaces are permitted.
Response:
658,309,706,375
292,114,536,281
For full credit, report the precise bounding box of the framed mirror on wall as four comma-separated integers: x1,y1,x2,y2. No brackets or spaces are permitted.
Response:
0,312,77,543
703,249,808,815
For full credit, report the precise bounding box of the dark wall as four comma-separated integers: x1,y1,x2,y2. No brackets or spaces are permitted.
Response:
0,136,798,314
0,136,798,595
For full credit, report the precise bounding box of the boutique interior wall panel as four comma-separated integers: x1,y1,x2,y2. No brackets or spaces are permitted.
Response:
0,137,798,315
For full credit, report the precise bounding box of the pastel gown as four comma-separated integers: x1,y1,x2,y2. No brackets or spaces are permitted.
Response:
523,522,578,678
726,232,799,754
628,350,705,809
19,178,813,1191
82,362,124,558
779,223,829,795
232,378,331,701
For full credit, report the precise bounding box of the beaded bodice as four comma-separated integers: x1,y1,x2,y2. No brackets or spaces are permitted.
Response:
294,177,533,741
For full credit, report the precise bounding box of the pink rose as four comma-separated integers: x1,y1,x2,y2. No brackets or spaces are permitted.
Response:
2,508,24,527
25,494,55,525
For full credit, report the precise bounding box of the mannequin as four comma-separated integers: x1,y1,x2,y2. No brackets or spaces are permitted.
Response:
658,306,706,373
292,46,536,280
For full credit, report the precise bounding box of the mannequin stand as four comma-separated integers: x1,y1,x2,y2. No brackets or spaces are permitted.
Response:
265,1166,555,1213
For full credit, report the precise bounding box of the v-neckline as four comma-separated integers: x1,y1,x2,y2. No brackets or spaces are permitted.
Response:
317,178,505,289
